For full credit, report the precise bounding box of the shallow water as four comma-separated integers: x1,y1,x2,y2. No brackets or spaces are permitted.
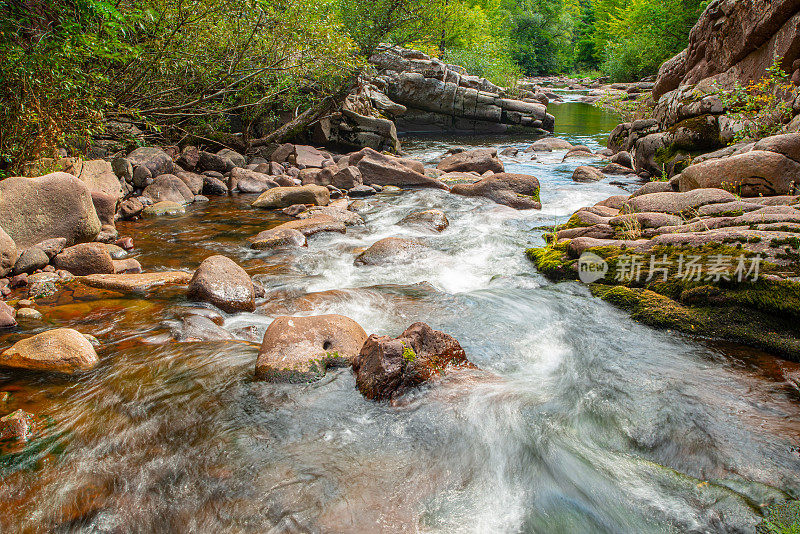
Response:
1,101,799,533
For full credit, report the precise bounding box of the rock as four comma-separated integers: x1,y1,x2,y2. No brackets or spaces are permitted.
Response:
61,159,124,199
270,143,295,163
119,198,144,219
347,184,377,197
631,181,675,197
230,168,278,194
126,147,176,182
177,146,200,170
142,201,185,217
754,133,800,163
15,308,42,321
249,228,307,250
398,209,449,232
572,166,605,182
252,185,330,209
624,188,736,215
0,301,16,328
216,148,246,169
354,237,428,266
450,173,541,209
53,243,115,276
439,172,481,184
254,315,368,381
12,247,49,275
0,409,36,441
352,322,473,402
111,157,133,183
112,258,142,274
530,138,573,151
187,255,255,313
679,150,800,196
294,146,332,168
611,151,634,168
202,174,228,196
0,173,101,249
79,271,192,292
609,212,683,229
500,147,519,156
90,191,118,228
601,163,634,175
249,216,346,246
115,237,134,251
0,328,99,374
142,174,195,204
349,148,449,190
197,151,233,173
0,226,18,278
562,147,600,161
297,206,363,226
180,315,234,342
176,172,205,195
331,166,363,190
437,148,504,174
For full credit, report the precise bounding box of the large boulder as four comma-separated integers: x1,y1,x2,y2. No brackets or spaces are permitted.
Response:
176,172,205,195
354,237,428,266
126,147,177,187
352,322,474,402
679,151,800,196
252,185,330,209
0,328,99,374
572,166,605,183
437,148,504,174
79,271,192,292
249,216,345,248
61,159,124,199
0,173,101,248
349,148,449,190
450,173,541,209
0,226,18,277
142,174,195,204
331,166,363,190
398,209,449,232
294,145,333,168
187,255,256,313
53,243,115,276
230,168,278,194
254,315,368,381
753,133,800,163
624,188,736,215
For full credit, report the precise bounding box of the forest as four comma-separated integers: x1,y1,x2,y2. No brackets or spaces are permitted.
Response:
1,0,708,171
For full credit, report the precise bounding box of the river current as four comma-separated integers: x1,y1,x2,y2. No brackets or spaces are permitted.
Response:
0,96,798,533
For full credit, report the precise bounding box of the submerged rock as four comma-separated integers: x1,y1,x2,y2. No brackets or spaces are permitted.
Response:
187,255,255,313
0,328,100,374
398,209,449,232
0,409,37,442
255,314,368,381
352,322,474,402
249,228,307,250
354,237,428,266
142,201,185,217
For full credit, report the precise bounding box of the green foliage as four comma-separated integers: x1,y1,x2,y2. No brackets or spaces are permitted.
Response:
716,58,798,143
757,501,800,534
444,41,521,88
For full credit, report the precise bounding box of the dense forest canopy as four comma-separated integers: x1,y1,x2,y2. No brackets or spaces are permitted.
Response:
0,0,708,170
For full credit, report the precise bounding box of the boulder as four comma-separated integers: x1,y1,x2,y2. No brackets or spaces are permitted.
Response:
250,216,346,247
142,174,195,204
297,206,363,226
0,301,16,328
187,255,256,313
0,172,101,248
142,201,185,217
0,409,37,442
437,148,504,174
112,258,142,274
125,147,176,185
79,271,192,292
12,247,48,275
217,148,246,168
0,226,18,277
679,150,800,196
230,168,278,194
624,188,736,215
753,133,800,163
119,198,144,219
354,237,428,266
254,314,368,381
352,322,474,402
179,315,234,342
177,146,200,170
202,174,229,196
90,191,118,227
0,328,99,374
398,209,449,232
53,243,115,276
176,172,205,195
252,185,330,209
349,148,449,190
198,151,233,173
249,228,307,250
331,166,363,190
294,145,332,168
530,138,573,151
601,163,635,175
572,166,605,182
450,173,541,209
62,159,124,199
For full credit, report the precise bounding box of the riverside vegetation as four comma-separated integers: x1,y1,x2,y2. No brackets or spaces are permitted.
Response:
1,0,800,532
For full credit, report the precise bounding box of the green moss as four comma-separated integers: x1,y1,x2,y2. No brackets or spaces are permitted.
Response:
516,187,541,204
526,241,575,280
402,344,416,362
771,237,800,249
757,500,800,534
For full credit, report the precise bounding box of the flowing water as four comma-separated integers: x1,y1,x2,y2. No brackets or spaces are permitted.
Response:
1,98,799,533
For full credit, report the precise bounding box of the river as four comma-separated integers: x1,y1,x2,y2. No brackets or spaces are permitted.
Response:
0,97,798,533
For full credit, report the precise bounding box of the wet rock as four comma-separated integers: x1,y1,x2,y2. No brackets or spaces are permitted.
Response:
202,174,228,196
0,301,16,328
0,172,101,248
0,409,36,441
347,184,377,197
679,150,800,196
0,328,99,374
398,209,449,232
230,168,278,194
252,185,330,209
53,243,115,276
176,172,205,195
352,322,474,402
180,314,234,342
12,247,49,275
450,173,541,209
349,147,449,190
437,148,504,174
529,138,573,151
118,198,144,219
254,314,368,381
297,206,363,226
249,228,307,250
354,237,428,266
112,258,142,274
331,166,363,190
624,189,736,215
250,216,346,246
500,147,518,156
572,166,605,182
439,172,481,185
601,163,634,175
142,201,185,217
562,147,601,161
103,243,127,259
0,227,18,278
187,255,255,313
79,271,192,292
142,174,195,204
15,308,42,321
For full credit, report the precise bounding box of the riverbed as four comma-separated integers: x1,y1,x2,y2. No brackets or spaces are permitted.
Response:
0,98,798,533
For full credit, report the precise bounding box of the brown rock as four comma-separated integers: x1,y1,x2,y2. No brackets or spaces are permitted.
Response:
118,198,144,219
187,255,255,313
679,150,800,196
352,322,474,402
254,314,368,381
354,237,428,266
437,148,504,174
0,409,37,441
349,148,449,190
249,215,346,245
398,209,449,232
53,243,115,276
79,271,192,292
249,228,307,250
0,328,99,374
450,173,541,210
572,166,605,182
252,185,330,209
176,172,205,195
0,226,18,278
142,174,195,204
230,168,278,193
